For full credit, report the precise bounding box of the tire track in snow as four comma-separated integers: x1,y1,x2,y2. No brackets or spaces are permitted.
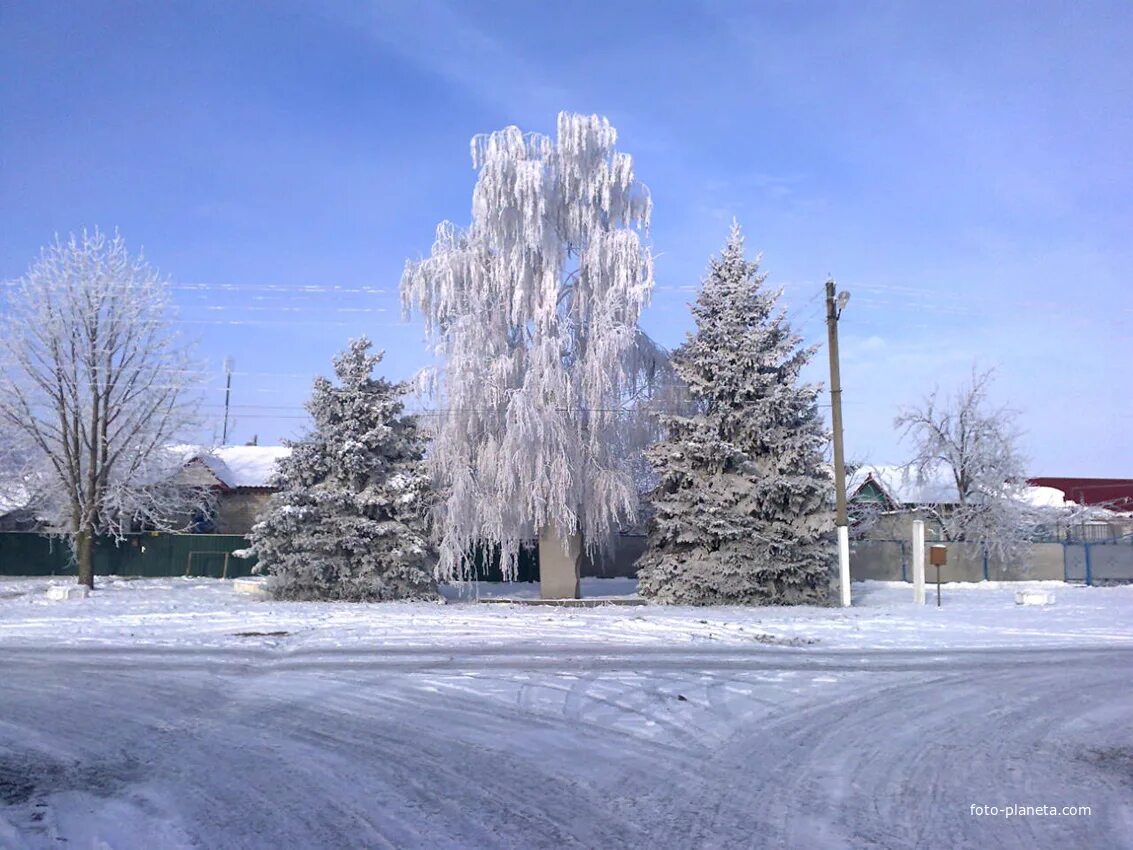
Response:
1,647,1129,848
643,657,1132,849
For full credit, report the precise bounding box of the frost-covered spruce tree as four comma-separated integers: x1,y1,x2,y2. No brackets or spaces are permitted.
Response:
401,112,665,588
251,338,438,601
637,224,835,605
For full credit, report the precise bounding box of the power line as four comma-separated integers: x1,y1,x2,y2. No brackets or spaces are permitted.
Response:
179,318,407,328
195,305,389,314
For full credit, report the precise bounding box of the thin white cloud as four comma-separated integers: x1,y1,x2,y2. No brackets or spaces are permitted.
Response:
324,0,570,119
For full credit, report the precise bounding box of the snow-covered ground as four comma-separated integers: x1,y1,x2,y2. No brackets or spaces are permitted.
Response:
1,577,1130,849
1,575,1130,652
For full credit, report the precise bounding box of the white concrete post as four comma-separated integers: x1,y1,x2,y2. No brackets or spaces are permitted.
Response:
912,519,926,605
838,526,851,607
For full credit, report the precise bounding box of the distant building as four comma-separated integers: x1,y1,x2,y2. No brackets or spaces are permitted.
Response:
1027,478,1133,513
0,447,291,536
0,482,36,532
849,464,1068,509
179,446,291,535
846,464,1070,540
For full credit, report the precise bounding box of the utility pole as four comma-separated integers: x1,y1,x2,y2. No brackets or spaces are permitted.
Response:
222,356,234,445
825,279,851,606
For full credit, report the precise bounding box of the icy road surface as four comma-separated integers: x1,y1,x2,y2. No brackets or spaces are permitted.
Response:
0,578,1131,849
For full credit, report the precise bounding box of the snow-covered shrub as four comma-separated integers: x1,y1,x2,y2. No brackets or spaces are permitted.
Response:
251,339,439,601
637,224,835,605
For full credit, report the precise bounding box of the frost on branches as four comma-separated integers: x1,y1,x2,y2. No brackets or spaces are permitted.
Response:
0,230,209,588
637,224,835,605
895,367,1044,559
401,112,666,581
251,339,439,601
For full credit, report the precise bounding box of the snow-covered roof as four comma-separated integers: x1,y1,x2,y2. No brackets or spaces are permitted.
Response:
183,446,291,489
848,464,960,506
0,481,31,515
848,464,1071,509
1020,485,1071,509
1,447,292,503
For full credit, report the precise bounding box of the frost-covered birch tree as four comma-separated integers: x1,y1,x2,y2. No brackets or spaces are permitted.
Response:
637,224,835,605
895,367,1041,557
401,112,665,586
250,338,438,601
0,230,208,588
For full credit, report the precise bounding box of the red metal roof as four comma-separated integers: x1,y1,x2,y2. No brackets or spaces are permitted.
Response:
1027,478,1133,512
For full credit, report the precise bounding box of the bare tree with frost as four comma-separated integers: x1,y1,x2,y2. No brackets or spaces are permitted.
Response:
401,112,666,589
0,230,208,588
250,338,439,601
895,367,1046,557
637,224,835,605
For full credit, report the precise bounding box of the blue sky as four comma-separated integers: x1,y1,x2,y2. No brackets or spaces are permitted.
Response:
2,0,1130,475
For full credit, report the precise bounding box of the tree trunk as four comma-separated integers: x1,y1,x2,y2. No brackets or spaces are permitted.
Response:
76,529,94,589
538,524,582,600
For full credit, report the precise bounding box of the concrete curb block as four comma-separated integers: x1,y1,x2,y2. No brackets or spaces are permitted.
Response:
233,577,270,598
46,585,90,601
1015,589,1056,606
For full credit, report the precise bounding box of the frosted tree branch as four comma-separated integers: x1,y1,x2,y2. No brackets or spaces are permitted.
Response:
895,366,1043,558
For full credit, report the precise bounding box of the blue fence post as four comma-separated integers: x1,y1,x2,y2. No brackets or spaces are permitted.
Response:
1084,542,1093,587
982,546,989,581
900,540,907,582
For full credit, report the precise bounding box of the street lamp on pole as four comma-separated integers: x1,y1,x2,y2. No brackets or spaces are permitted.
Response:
825,279,852,606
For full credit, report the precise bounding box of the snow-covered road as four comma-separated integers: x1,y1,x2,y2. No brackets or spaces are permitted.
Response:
2,643,1130,849
1,578,1131,848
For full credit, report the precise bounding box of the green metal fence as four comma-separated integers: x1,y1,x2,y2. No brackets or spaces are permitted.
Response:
0,532,257,578
0,532,549,582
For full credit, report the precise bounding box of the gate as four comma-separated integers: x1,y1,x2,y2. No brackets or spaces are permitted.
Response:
1063,536,1133,585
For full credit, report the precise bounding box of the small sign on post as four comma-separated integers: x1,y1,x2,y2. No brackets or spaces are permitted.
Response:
929,544,947,607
